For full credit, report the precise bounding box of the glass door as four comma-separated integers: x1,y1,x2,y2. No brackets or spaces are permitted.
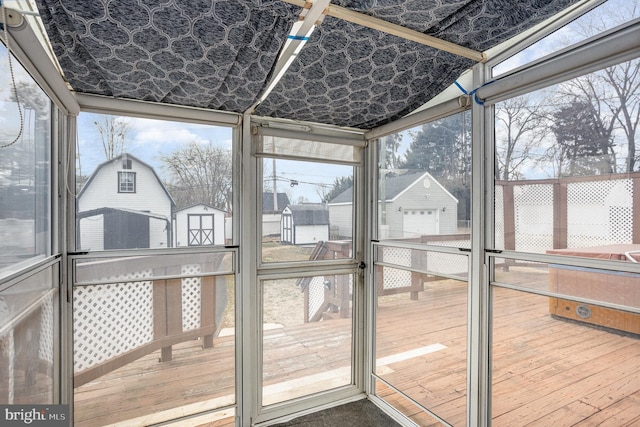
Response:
252,126,364,415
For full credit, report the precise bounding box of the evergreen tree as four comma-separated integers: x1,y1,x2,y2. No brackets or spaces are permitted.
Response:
400,113,470,182
325,176,353,202
398,112,471,221
551,100,615,176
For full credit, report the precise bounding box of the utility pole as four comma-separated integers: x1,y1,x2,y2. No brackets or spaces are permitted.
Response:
272,158,278,211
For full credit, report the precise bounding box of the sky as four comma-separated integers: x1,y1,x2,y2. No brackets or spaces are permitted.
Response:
493,0,636,76
76,113,233,177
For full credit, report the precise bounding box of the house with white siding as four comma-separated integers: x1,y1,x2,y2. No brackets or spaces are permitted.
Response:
173,204,226,247
77,153,175,250
328,171,458,239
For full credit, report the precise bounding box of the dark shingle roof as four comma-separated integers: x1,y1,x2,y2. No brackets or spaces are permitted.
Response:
263,192,291,213
286,204,329,225
329,171,427,204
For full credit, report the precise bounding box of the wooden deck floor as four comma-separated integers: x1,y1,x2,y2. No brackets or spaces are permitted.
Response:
73,280,640,427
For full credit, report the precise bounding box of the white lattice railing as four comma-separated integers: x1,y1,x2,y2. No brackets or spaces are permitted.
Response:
303,239,470,322
381,247,411,291
300,241,353,322
307,276,325,321
377,245,468,299
74,276,155,373
73,255,227,387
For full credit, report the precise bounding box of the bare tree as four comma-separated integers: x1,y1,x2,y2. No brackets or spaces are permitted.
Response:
602,61,640,172
94,115,129,160
495,95,550,180
161,141,232,211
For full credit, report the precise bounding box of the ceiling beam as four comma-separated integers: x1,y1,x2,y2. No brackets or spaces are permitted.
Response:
282,0,485,62
247,0,332,113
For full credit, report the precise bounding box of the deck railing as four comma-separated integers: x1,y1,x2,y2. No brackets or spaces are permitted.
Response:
73,252,231,387
302,238,470,322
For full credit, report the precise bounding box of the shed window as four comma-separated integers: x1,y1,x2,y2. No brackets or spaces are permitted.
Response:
118,171,136,193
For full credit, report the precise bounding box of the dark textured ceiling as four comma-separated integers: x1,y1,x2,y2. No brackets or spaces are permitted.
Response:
34,0,580,130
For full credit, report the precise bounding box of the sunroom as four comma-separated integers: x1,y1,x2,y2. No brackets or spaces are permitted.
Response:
1,0,639,426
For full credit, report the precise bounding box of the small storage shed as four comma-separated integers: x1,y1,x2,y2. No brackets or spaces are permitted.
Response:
281,204,330,245
173,204,226,247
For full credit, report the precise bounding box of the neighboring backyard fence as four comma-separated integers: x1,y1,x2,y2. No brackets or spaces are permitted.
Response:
496,172,640,253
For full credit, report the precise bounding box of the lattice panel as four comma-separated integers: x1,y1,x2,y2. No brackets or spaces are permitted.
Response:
495,185,505,250
38,293,55,364
307,276,325,320
74,270,154,373
514,184,554,253
426,252,468,277
381,247,411,290
181,264,202,332
567,179,633,247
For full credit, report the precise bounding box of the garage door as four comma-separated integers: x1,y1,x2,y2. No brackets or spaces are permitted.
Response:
403,209,438,237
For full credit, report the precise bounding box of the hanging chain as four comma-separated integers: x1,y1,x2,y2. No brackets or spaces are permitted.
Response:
1,4,25,149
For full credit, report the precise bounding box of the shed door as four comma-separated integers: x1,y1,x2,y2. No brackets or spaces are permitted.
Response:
403,209,438,237
282,213,293,243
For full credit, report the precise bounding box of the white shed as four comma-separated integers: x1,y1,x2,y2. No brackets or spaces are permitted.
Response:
77,153,174,250
173,204,226,247
281,204,330,245
329,171,458,239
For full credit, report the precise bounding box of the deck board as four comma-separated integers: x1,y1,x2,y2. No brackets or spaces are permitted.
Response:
73,280,640,426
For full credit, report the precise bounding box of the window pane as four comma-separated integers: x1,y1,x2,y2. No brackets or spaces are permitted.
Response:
493,0,640,76
0,43,51,278
262,159,354,263
494,59,640,253
494,257,639,332
377,111,471,246
491,287,640,426
76,113,233,251
262,275,353,406
374,247,468,425
73,252,235,426
0,266,58,404
117,171,135,193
